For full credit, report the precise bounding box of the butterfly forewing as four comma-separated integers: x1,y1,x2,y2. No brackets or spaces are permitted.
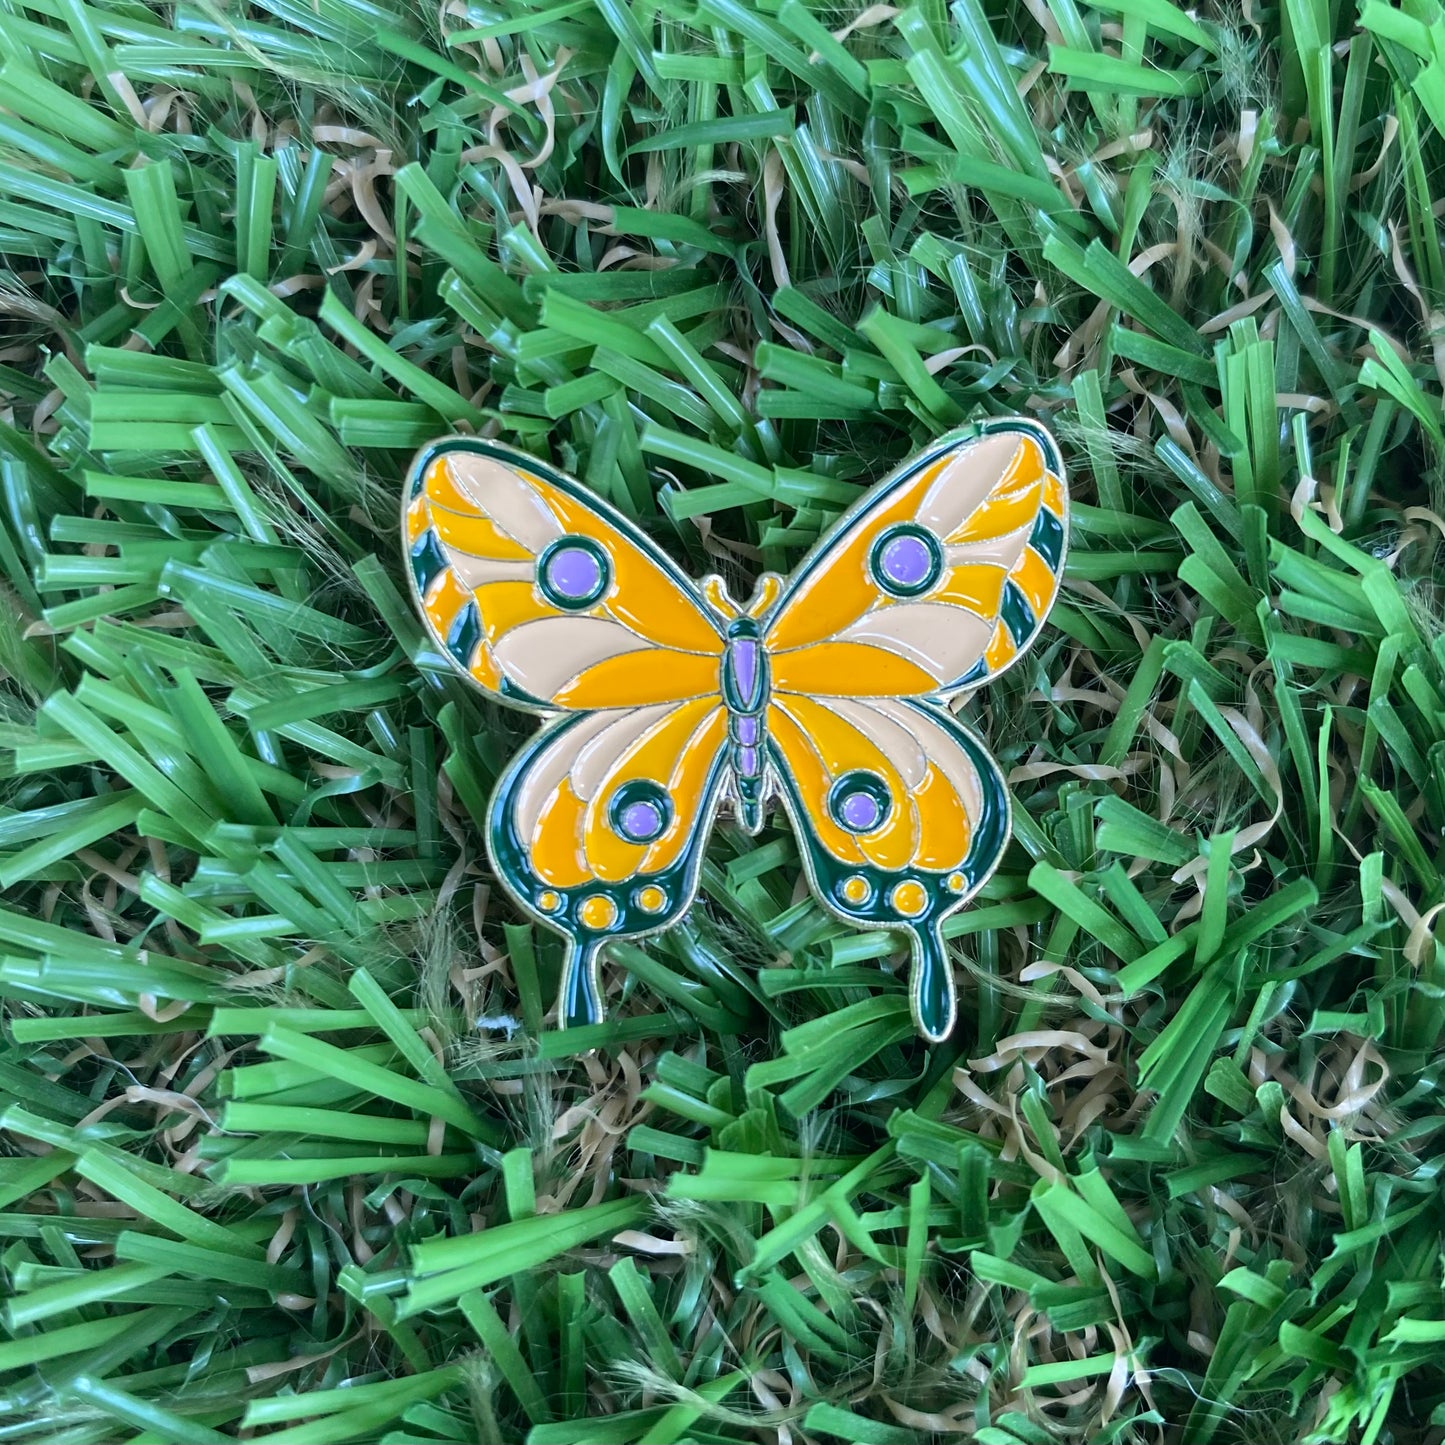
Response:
405,438,726,710
763,420,1067,698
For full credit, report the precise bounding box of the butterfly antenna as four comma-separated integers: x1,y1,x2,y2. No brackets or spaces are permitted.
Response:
560,936,606,1030
909,922,957,1044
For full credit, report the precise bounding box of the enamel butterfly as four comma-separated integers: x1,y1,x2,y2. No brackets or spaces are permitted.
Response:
404,420,1067,1042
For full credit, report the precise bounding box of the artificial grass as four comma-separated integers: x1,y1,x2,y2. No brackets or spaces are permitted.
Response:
0,0,1441,1440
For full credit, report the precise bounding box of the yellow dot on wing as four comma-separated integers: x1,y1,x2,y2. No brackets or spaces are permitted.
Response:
839,875,870,906
891,880,928,917
537,890,561,913
579,894,618,930
635,885,666,913
946,872,966,893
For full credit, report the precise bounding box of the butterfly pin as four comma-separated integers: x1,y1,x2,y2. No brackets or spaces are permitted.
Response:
404,420,1067,1042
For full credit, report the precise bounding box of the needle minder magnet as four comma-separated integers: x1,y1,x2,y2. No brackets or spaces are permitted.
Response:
404,419,1067,1042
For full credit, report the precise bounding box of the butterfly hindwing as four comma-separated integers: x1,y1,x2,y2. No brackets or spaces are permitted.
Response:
763,419,1068,699
488,701,731,1027
766,696,1010,1041
405,438,726,711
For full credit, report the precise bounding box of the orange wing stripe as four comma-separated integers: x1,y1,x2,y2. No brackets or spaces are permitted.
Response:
427,502,534,562
422,560,503,688
471,579,558,643
931,563,1009,616
421,456,543,543
555,650,721,710
912,766,972,870
984,622,1015,674
771,642,939,698
1013,544,1058,618
1043,468,1065,513
643,706,730,874
947,440,1043,545
530,779,591,889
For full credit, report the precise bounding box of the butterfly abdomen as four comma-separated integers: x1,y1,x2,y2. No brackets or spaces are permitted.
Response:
721,618,769,832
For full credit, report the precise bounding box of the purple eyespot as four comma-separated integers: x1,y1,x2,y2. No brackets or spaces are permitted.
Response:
609,780,671,843
879,533,933,588
839,789,883,831
544,545,603,601
620,800,663,840
829,770,892,835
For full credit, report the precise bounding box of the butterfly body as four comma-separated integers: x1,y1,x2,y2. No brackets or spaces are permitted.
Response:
405,420,1067,1042
719,615,771,832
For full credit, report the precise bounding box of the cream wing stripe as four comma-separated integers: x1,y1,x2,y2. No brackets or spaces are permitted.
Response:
493,616,655,697
569,704,677,800
827,698,929,788
837,604,993,682
917,433,1024,538
512,712,618,847
444,455,562,552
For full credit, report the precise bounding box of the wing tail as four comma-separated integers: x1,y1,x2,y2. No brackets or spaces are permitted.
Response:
561,936,606,1030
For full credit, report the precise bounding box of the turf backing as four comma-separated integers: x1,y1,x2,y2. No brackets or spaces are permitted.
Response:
0,0,1442,1441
